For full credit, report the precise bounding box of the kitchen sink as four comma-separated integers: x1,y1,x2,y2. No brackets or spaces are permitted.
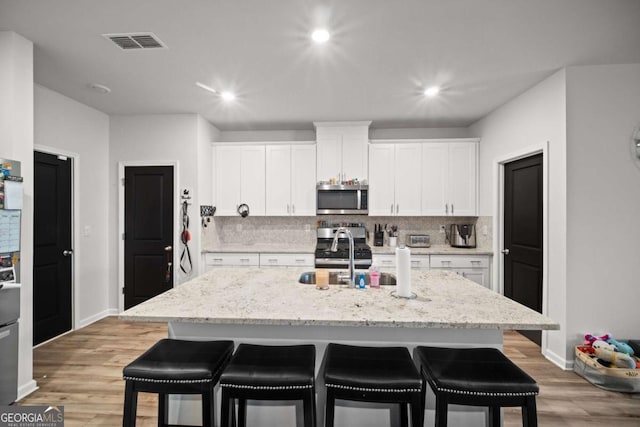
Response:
298,271,396,286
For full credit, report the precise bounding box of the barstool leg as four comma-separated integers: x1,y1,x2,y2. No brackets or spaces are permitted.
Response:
410,393,423,427
400,403,408,427
523,396,538,427
325,389,335,427
434,393,448,427
303,388,315,427
123,381,138,427
238,398,247,427
220,388,232,427
488,406,500,427
202,389,213,427
157,393,168,427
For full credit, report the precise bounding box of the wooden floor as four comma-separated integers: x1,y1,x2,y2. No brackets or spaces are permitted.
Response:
19,316,640,426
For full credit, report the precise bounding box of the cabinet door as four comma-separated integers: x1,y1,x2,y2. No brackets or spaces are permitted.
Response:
457,269,490,288
316,134,342,182
394,144,422,216
448,142,477,216
240,145,266,216
214,146,242,216
266,145,292,216
368,144,396,216
291,145,316,215
342,129,368,181
421,143,448,215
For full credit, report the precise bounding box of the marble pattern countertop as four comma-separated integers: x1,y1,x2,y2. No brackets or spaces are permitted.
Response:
202,244,492,255
121,268,558,331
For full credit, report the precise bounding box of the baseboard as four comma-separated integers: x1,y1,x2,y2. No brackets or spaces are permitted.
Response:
16,379,38,402
544,347,573,370
77,308,118,329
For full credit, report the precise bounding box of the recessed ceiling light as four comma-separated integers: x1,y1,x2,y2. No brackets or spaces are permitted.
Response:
311,29,330,43
196,81,217,94
88,83,111,94
221,91,236,101
424,86,440,97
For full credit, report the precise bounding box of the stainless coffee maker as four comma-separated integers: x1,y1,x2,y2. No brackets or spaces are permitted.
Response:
447,224,477,248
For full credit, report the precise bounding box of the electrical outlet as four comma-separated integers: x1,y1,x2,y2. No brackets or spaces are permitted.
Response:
439,225,446,233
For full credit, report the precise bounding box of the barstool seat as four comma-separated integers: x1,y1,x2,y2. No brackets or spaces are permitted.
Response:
219,343,316,427
414,346,539,427
323,343,423,427
122,339,234,427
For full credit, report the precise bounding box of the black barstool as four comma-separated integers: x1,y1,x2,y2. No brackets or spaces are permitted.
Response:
322,343,423,427
122,339,234,427
414,346,539,427
219,343,316,427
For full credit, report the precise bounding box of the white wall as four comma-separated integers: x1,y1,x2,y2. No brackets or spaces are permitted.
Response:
564,64,640,359
0,31,37,399
34,85,111,327
469,70,568,366
109,114,213,308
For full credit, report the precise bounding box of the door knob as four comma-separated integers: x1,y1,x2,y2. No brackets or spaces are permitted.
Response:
164,246,172,252
501,249,510,255
63,250,73,256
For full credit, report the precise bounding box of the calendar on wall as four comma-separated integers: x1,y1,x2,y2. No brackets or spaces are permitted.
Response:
0,209,21,253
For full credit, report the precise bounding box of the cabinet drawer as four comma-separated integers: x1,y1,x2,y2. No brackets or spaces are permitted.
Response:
430,255,489,269
373,254,429,269
260,253,314,267
204,253,259,267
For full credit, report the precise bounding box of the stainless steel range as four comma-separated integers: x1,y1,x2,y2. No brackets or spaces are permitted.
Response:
314,224,372,269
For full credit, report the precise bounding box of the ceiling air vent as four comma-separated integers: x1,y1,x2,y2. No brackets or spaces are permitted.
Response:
103,33,167,50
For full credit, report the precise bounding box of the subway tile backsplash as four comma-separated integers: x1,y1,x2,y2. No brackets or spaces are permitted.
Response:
202,216,492,251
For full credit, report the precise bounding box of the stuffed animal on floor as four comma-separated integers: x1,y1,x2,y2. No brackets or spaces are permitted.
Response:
584,333,609,346
592,340,636,369
606,336,635,356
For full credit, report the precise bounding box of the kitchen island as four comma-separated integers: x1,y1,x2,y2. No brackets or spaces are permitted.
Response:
121,267,558,427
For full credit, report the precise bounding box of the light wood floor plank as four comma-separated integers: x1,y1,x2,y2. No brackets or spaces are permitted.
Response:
18,316,640,426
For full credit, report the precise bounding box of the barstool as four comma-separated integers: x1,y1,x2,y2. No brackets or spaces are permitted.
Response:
414,346,539,427
122,339,234,427
219,343,316,427
322,343,423,427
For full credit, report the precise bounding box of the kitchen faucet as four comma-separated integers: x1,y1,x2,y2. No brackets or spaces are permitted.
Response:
331,227,355,286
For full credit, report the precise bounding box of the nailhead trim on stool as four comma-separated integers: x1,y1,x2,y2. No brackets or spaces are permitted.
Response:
122,339,234,427
219,343,317,427
322,343,423,427
414,346,539,427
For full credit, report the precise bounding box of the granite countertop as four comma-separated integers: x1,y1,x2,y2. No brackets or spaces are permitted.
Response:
202,243,492,256
371,245,493,256
120,268,558,331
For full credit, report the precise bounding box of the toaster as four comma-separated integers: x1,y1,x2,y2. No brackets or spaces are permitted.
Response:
406,234,431,248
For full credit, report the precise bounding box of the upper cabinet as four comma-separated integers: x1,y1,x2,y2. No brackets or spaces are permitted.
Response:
369,143,422,216
315,121,370,183
369,139,478,217
422,140,477,216
213,144,266,216
265,144,316,216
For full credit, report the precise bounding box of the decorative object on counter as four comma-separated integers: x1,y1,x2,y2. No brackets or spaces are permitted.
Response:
387,224,398,247
395,245,412,298
237,203,249,218
369,265,380,288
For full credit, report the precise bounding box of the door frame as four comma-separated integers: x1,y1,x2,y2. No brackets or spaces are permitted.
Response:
118,161,179,313
492,141,549,349
33,145,78,335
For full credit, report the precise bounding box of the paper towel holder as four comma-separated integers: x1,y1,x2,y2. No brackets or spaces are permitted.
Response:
390,290,417,300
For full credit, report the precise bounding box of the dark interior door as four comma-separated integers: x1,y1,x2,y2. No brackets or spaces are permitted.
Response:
504,154,543,345
124,166,174,309
33,151,72,345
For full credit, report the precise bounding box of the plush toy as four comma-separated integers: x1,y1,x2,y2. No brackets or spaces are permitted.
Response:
592,340,636,369
584,333,609,346
606,336,635,356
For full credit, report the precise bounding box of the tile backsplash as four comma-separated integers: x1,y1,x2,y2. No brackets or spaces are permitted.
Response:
202,215,492,250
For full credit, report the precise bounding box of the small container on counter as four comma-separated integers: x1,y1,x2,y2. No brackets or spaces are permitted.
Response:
369,265,380,288
316,269,329,290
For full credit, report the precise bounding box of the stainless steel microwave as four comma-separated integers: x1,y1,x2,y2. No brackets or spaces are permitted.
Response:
316,184,368,215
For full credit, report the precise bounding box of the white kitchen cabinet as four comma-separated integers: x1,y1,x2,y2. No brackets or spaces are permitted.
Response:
203,253,260,271
315,122,370,182
372,253,429,269
422,140,477,216
259,253,314,268
430,254,491,288
265,144,316,216
369,143,422,216
213,145,265,216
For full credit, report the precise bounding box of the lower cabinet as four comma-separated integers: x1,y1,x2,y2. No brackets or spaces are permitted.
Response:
430,255,491,288
203,253,259,271
259,253,314,268
372,254,429,269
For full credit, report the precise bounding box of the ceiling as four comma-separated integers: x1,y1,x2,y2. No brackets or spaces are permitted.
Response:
2,0,640,131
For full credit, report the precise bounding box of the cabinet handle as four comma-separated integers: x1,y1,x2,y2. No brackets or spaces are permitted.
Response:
292,204,295,214
441,260,451,266
295,259,305,263
390,204,394,214
381,259,393,264
452,204,454,215
396,204,399,214
240,258,250,262
445,204,448,214
213,258,223,262
287,204,290,213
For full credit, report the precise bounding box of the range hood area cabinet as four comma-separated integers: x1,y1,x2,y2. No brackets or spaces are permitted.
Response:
315,121,370,183
213,144,266,216
368,143,423,216
368,139,478,217
265,144,316,216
